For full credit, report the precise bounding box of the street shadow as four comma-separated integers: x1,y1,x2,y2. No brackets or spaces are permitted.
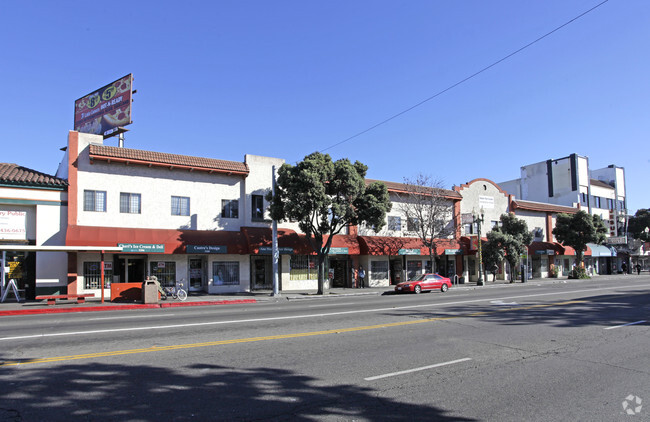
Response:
380,290,650,329
0,360,476,421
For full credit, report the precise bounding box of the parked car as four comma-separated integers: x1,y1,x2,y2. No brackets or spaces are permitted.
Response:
395,273,451,294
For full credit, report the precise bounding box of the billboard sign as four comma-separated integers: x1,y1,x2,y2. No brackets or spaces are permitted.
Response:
74,74,133,137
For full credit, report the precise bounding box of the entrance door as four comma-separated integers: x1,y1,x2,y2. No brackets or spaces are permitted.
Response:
390,259,402,285
116,256,145,283
188,258,204,292
251,256,272,290
330,260,347,287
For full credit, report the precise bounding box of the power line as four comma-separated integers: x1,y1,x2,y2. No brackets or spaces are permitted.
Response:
320,0,610,153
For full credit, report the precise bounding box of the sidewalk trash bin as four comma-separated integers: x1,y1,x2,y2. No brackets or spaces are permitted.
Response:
142,278,160,304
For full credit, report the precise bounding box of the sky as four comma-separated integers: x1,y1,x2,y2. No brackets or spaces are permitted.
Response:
3,0,648,214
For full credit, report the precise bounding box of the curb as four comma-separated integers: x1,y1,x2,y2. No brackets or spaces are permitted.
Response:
0,298,259,316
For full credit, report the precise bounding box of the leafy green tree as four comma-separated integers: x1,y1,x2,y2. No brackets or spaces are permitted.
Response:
268,152,391,294
483,230,506,281
553,211,607,269
488,214,533,282
628,209,650,241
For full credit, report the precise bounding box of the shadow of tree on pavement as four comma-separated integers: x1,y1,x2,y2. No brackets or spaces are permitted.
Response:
0,360,477,421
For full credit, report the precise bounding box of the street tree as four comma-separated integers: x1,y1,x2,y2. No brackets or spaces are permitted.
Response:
397,174,456,274
488,214,533,282
268,152,391,295
628,209,650,241
553,211,608,276
483,230,506,281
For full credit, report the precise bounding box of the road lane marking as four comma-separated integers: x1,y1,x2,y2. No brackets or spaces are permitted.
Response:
308,302,358,308
88,314,176,321
0,299,586,367
490,300,519,306
364,358,472,381
604,320,647,330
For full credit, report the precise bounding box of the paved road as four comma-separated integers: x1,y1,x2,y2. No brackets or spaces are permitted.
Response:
1,276,649,421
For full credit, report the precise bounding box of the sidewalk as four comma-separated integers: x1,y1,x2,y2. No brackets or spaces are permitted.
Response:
0,274,636,316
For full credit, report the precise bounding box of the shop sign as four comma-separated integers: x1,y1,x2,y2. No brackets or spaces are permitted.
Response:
119,243,165,253
104,262,113,270
258,246,294,255
607,236,627,245
444,249,462,255
535,250,555,255
0,211,27,240
187,245,227,254
398,248,421,255
479,195,495,209
328,247,349,255
74,74,133,137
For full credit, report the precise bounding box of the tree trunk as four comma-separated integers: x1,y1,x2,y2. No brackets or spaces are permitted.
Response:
317,255,325,295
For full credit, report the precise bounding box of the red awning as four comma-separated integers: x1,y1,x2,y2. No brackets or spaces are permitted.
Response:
527,241,591,256
359,236,461,256
66,225,249,254
241,227,314,255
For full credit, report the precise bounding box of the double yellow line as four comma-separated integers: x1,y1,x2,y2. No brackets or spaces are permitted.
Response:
0,299,585,367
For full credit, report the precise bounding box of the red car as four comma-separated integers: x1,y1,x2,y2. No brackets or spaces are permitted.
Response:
395,273,451,294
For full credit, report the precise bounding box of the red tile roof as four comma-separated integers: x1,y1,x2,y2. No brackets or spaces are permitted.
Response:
0,163,67,188
366,179,462,199
511,199,578,214
88,144,249,176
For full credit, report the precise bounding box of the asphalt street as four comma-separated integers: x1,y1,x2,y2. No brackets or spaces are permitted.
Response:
1,275,649,421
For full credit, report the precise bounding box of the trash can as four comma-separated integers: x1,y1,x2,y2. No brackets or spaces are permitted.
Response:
142,278,160,304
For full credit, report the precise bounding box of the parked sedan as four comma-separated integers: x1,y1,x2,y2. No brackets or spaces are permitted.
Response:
395,273,451,294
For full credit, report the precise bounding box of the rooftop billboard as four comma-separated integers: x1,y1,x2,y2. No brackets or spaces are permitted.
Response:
74,74,133,137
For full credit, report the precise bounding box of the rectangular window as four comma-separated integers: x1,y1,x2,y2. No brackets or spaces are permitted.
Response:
581,193,588,206
607,198,614,209
463,223,473,235
594,196,602,208
252,195,264,221
213,261,240,285
491,221,499,229
407,217,420,232
407,260,422,280
290,255,318,280
171,196,190,216
222,199,239,219
370,261,388,281
84,190,106,212
120,192,141,214
387,216,401,231
150,261,177,287
83,261,113,289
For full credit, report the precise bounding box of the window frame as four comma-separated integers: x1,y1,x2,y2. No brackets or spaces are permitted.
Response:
171,196,190,216
83,190,107,212
120,192,142,214
221,199,239,219
251,195,264,221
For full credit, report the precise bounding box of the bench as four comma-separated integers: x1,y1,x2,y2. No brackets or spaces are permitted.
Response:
35,294,95,306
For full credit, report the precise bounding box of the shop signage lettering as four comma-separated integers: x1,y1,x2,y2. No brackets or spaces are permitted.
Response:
258,246,294,255
328,247,349,255
187,245,227,254
479,195,495,209
444,249,462,255
398,248,421,255
119,243,165,253
0,210,27,240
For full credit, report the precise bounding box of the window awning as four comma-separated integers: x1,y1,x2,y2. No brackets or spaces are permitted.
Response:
527,241,591,256
66,225,249,254
586,243,612,257
358,236,461,256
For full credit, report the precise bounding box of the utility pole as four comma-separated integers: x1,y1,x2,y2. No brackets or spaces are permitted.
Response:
271,166,280,297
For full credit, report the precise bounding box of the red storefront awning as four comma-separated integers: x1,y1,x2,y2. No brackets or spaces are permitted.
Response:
359,236,461,256
527,241,591,256
66,225,249,254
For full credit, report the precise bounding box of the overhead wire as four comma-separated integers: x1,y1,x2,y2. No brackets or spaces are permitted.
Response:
319,0,610,153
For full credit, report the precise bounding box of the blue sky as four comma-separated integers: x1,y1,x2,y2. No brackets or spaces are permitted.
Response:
3,1,648,214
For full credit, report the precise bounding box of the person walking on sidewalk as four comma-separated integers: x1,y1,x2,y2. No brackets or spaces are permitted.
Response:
358,265,366,288
350,265,357,288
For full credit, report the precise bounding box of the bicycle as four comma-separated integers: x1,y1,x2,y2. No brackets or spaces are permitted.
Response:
159,279,188,301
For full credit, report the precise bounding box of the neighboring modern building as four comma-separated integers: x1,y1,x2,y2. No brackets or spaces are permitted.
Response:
499,153,628,271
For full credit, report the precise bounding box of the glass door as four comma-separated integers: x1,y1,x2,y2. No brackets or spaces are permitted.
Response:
188,258,204,292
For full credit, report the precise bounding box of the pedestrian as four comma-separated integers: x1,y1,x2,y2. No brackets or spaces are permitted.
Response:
350,265,357,288
358,265,366,288
636,263,642,275
621,262,627,274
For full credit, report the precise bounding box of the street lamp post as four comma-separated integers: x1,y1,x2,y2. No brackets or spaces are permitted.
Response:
474,210,485,286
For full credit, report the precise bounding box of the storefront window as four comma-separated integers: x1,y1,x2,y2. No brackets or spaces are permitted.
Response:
290,255,317,280
83,261,113,289
370,261,388,281
407,260,422,280
150,261,176,287
213,261,240,285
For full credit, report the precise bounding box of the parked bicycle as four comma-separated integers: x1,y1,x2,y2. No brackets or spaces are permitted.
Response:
159,279,188,301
